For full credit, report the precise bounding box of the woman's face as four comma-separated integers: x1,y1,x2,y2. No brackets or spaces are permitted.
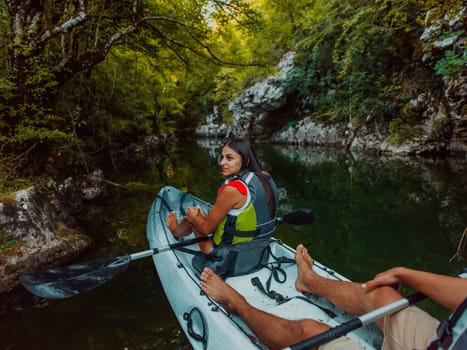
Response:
220,145,243,177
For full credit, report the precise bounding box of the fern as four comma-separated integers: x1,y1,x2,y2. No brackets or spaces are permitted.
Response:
434,48,467,77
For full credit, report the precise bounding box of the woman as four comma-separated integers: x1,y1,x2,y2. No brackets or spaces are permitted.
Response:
166,138,279,272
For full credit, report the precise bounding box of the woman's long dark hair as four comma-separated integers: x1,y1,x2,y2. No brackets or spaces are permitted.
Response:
223,138,277,216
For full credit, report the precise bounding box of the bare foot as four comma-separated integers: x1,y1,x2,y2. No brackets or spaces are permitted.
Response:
166,211,180,238
200,268,244,314
166,211,192,238
295,244,315,293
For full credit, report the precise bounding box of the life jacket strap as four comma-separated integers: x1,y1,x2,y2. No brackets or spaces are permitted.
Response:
428,297,467,350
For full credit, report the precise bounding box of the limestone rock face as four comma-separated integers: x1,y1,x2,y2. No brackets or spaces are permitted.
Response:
0,171,107,293
196,52,296,139
419,7,467,155
271,118,342,147
450,114,467,155
198,7,466,156
196,107,229,138
228,52,295,138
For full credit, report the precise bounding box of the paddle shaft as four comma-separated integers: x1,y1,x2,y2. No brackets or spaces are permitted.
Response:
130,235,210,260
283,292,427,350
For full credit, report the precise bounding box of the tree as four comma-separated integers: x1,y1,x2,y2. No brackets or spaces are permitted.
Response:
0,0,257,163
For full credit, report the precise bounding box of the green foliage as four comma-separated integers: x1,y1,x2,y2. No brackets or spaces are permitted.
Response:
0,148,33,195
434,46,467,77
24,57,58,100
1,0,263,169
427,117,453,142
11,102,71,142
0,2,10,64
283,46,400,124
0,240,18,251
276,0,463,130
389,117,422,145
0,78,15,99
283,52,320,96
0,78,15,124
86,44,215,137
388,103,423,145
16,124,71,143
0,0,465,175
194,3,283,122
210,68,249,118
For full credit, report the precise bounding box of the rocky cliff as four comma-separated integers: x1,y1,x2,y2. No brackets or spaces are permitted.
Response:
197,9,466,157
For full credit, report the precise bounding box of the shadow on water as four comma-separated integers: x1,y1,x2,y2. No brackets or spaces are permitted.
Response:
0,139,465,349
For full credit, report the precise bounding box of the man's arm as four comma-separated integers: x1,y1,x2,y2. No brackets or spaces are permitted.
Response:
363,267,467,310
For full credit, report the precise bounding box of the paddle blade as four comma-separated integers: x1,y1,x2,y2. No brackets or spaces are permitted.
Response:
19,255,131,299
279,209,314,225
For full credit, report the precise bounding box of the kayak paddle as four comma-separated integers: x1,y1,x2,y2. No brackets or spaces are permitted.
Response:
19,235,211,300
19,209,314,299
283,292,427,350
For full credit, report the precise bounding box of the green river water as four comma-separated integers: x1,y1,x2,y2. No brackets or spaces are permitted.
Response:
1,139,466,350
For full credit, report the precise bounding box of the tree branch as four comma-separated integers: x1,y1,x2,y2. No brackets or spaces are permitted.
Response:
40,12,87,43
142,16,265,67
38,0,87,44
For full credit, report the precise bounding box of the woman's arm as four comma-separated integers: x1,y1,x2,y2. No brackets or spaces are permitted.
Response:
364,267,467,310
186,186,246,235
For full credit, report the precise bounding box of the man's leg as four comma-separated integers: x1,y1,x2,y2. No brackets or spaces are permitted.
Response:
200,267,331,350
295,244,402,330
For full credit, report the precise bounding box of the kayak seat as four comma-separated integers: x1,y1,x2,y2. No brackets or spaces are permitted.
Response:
192,239,270,279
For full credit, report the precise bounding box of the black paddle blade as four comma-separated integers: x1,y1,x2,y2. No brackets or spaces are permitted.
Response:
19,255,131,299
279,209,314,225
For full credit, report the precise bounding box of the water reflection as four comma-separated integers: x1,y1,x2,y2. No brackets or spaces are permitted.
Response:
258,145,466,274
0,140,465,350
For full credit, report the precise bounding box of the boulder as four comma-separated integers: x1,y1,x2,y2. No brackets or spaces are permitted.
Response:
0,171,107,294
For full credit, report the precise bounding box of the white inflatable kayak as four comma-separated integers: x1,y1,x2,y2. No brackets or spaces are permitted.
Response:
146,186,383,350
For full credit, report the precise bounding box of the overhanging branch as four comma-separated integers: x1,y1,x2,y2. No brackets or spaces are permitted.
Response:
141,16,265,67
40,12,87,43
